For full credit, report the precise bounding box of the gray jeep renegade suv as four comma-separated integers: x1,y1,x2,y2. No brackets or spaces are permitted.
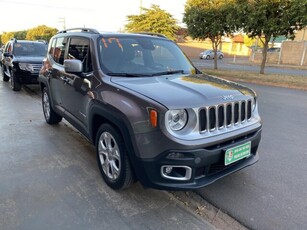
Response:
39,28,262,190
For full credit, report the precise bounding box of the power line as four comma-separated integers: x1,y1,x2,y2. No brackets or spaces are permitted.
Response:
0,0,93,11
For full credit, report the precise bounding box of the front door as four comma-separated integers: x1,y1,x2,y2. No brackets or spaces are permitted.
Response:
60,37,93,127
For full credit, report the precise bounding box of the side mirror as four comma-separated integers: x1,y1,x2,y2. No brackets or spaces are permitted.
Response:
3,52,12,58
64,59,83,74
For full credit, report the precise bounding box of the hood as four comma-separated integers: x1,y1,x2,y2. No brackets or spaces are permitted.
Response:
111,74,256,109
14,56,45,63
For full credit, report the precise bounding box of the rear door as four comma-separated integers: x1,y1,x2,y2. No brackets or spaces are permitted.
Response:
46,36,68,111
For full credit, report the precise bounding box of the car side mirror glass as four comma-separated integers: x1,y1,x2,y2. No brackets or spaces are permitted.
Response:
64,59,83,74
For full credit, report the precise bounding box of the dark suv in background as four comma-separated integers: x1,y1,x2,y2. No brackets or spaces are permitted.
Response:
39,28,262,190
1,39,47,91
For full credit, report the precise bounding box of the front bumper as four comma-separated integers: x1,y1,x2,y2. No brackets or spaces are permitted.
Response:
14,70,39,84
134,128,261,190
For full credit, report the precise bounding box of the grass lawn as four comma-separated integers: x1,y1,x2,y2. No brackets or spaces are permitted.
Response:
202,69,307,91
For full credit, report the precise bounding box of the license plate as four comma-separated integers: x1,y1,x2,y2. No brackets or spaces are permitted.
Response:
225,142,251,166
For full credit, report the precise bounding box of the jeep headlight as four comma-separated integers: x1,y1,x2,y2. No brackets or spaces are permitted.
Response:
166,109,188,131
19,63,33,71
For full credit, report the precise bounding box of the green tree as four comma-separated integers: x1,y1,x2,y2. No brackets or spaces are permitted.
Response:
26,25,58,42
184,0,238,69
238,0,307,74
125,5,179,40
1,32,15,45
14,30,27,40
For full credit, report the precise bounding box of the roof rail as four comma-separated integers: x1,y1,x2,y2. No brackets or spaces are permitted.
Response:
36,39,48,44
57,28,99,34
137,32,168,38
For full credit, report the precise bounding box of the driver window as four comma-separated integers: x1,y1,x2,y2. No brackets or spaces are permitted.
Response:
67,37,92,73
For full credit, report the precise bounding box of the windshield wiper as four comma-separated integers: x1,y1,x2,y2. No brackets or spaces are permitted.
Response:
106,73,151,77
151,70,185,76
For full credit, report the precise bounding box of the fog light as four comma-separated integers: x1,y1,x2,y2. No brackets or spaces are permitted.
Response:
164,166,173,174
161,165,192,181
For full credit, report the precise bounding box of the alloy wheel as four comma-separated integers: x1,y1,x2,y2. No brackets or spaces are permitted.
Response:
98,131,121,181
43,91,51,121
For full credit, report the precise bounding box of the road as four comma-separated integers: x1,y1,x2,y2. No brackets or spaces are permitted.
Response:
0,81,213,230
192,57,307,76
1,69,307,229
196,83,307,230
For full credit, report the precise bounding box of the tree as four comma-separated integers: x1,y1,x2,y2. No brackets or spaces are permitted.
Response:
184,0,238,69
26,25,58,42
1,32,15,45
14,30,27,40
125,5,179,40
238,0,307,74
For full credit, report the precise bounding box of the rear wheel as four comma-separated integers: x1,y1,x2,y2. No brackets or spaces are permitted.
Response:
205,55,210,60
219,55,224,59
10,71,21,91
96,123,134,190
42,87,62,124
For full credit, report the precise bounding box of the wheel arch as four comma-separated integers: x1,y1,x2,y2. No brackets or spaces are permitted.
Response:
89,102,137,155
89,102,140,178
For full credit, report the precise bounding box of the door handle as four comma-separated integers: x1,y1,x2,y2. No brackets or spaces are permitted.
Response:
60,76,69,83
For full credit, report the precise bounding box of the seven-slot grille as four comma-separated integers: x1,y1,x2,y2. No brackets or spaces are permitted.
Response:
199,99,253,132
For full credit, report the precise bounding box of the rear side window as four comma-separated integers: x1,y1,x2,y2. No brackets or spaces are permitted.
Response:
5,43,13,53
49,37,67,65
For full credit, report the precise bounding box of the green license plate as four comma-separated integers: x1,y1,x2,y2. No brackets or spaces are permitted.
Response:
225,142,251,166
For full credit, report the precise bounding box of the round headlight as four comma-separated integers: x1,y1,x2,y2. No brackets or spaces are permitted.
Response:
166,109,188,131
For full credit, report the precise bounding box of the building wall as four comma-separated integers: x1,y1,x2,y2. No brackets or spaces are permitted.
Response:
280,41,307,66
250,41,307,66
294,28,307,41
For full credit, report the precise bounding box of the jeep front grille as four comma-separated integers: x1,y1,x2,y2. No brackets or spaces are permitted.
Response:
199,100,253,133
32,64,42,73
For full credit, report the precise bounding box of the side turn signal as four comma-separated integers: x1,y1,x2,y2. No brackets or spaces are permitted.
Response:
150,110,158,128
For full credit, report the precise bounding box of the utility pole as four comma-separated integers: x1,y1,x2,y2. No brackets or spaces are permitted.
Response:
58,17,66,30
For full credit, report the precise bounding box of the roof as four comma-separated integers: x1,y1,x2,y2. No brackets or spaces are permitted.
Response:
232,34,244,43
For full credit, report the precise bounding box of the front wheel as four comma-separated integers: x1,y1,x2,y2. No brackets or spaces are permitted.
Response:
96,124,135,190
10,71,21,91
205,55,210,60
42,87,62,124
2,66,9,82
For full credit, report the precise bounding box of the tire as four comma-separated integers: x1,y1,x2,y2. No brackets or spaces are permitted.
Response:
96,123,134,190
10,71,21,91
42,87,62,124
205,55,210,60
219,55,224,59
2,66,9,82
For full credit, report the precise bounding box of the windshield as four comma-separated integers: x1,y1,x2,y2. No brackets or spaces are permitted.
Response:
13,43,48,57
98,36,196,76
